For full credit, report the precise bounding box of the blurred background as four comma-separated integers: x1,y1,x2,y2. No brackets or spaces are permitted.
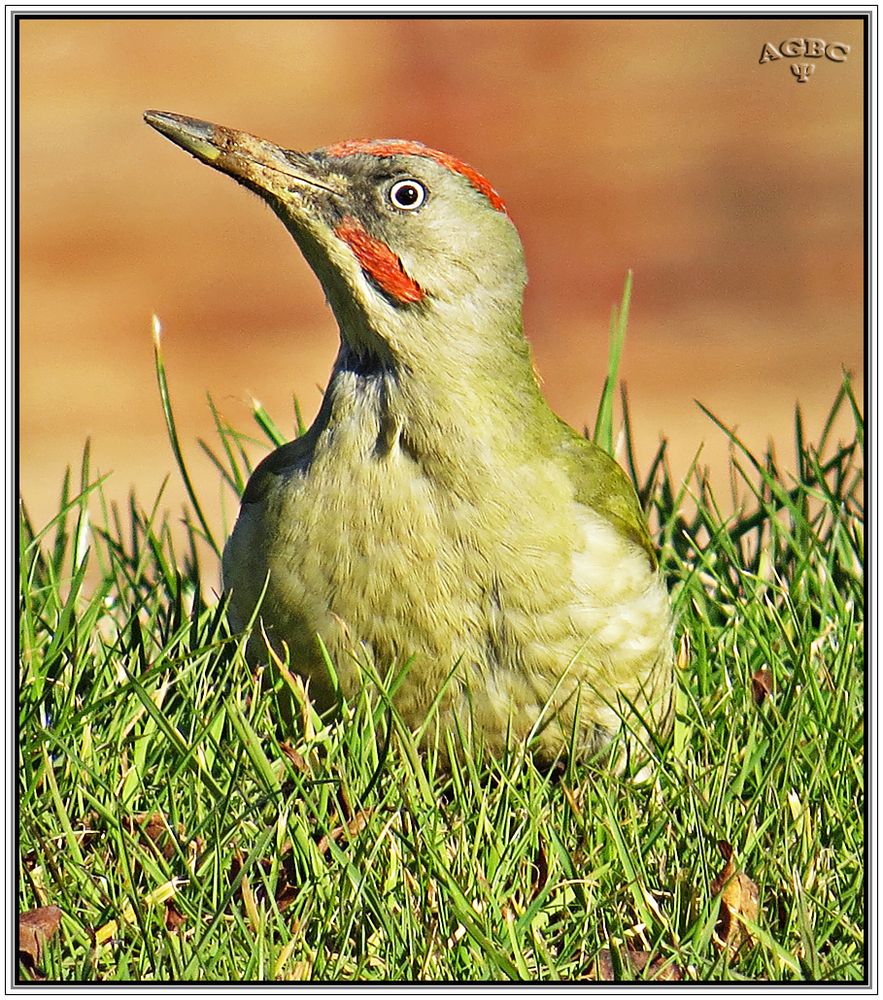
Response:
19,16,865,551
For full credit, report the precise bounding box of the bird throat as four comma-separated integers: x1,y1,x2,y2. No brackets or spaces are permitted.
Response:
328,344,404,457
336,341,393,380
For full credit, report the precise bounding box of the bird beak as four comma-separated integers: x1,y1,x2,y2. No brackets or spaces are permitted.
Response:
144,111,342,207
144,110,395,359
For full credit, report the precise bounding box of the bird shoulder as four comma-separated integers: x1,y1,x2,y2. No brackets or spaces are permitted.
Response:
554,419,657,569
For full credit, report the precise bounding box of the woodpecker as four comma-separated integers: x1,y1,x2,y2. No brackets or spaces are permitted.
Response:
145,111,674,767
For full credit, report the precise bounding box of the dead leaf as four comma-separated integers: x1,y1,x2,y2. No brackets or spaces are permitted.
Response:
561,783,583,822
126,813,177,860
316,809,371,855
677,630,691,670
278,742,310,775
19,905,62,976
230,842,300,913
241,870,260,934
275,873,299,913
710,840,760,955
530,838,549,901
336,781,353,822
75,812,101,851
592,946,683,981
751,668,773,706
164,901,186,932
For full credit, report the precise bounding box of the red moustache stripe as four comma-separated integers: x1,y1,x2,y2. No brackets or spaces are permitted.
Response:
334,216,426,304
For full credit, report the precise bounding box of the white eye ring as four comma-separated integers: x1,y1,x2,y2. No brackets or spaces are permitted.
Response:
389,179,427,211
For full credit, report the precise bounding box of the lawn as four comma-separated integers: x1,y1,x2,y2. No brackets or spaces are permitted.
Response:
18,314,865,982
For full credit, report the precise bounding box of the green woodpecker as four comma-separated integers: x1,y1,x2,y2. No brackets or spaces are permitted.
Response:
145,111,674,767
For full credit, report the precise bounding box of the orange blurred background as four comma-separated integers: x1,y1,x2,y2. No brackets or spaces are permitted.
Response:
19,16,865,553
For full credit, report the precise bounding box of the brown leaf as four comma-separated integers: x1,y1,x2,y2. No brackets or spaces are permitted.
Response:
126,812,177,860
275,874,299,913
241,871,260,934
278,742,310,775
272,843,301,911
19,905,62,975
336,781,353,822
561,783,583,822
316,809,371,855
751,667,773,706
530,837,549,901
594,950,616,981
76,811,101,851
230,840,301,913
710,840,760,955
164,901,186,932
592,947,683,981
676,630,691,670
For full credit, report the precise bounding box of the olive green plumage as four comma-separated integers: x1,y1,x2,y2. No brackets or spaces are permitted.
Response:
145,111,674,766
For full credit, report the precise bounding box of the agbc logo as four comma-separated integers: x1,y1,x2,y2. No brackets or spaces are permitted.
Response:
759,37,850,83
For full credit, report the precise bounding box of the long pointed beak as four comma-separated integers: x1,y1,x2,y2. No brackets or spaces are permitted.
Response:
144,111,340,200
144,110,392,361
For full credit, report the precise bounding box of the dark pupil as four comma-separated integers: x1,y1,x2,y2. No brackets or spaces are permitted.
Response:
396,184,419,206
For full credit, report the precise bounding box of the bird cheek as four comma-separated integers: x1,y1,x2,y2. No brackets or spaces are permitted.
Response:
334,216,426,305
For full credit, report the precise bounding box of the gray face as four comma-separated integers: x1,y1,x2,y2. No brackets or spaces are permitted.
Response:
304,150,528,309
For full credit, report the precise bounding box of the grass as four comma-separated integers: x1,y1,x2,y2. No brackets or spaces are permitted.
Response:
18,294,865,982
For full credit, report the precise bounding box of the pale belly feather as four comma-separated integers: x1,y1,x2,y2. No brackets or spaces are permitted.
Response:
224,422,673,763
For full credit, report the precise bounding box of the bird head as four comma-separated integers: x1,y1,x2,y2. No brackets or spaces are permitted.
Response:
144,112,528,376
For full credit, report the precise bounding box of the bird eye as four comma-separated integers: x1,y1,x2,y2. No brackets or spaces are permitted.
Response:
388,179,427,211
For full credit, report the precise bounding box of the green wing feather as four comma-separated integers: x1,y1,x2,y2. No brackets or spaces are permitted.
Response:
555,418,656,568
